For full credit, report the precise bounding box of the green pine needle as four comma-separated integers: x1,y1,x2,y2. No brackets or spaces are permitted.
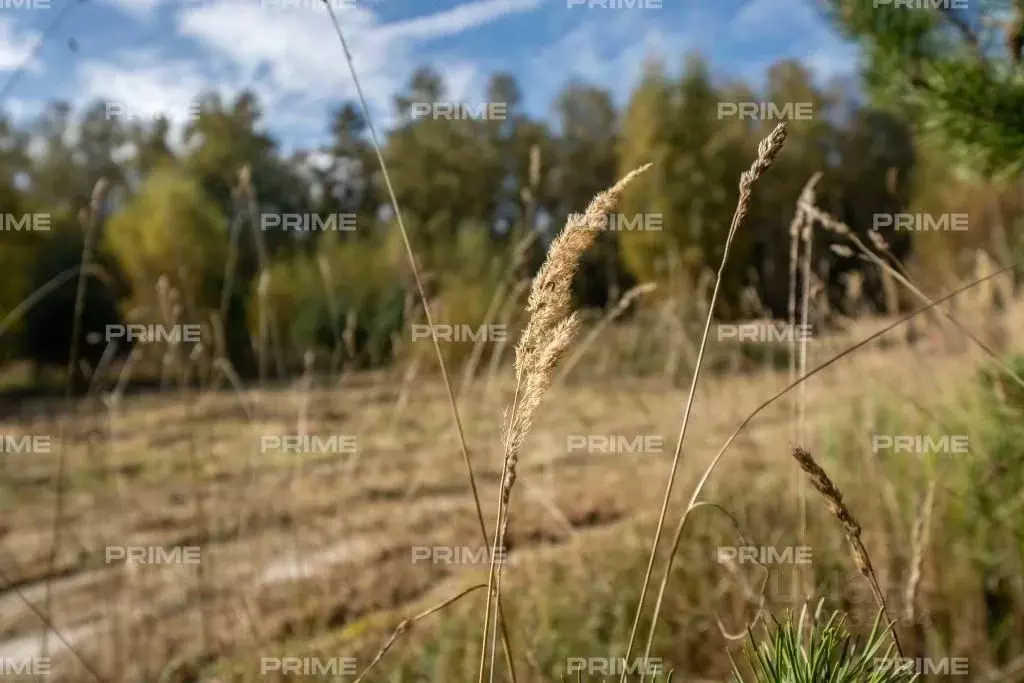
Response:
729,602,919,683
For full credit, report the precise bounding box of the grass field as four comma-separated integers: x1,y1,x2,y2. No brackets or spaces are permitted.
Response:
1,295,1022,681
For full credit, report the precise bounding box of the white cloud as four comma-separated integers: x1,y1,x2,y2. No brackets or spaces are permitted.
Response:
17,0,852,156
77,54,212,123
73,52,219,151
172,0,543,134
96,0,164,19
435,60,484,102
731,0,777,40
803,44,859,82
177,2,393,113
731,0,818,42
373,0,547,43
2,97,36,122
0,16,42,73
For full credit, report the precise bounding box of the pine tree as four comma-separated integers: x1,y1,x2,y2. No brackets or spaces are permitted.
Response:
822,0,1024,178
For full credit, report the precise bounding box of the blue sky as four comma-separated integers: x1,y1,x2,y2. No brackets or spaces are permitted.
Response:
0,0,860,152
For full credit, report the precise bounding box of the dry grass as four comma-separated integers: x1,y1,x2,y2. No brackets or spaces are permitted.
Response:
481,163,653,682
0,316,1021,680
790,446,901,655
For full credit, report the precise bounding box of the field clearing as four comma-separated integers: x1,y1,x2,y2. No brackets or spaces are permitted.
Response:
0,305,1017,682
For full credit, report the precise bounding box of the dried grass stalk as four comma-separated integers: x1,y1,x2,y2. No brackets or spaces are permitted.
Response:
904,478,936,624
627,124,789,679
800,200,1024,391
479,163,653,683
791,446,904,656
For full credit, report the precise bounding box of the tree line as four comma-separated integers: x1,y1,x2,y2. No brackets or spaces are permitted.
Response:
0,44,1021,383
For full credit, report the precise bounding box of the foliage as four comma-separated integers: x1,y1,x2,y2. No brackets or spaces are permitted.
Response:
104,165,228,315
0,185,41,362
0,53,1021,374
730,605,915,683
250,229,407,370
821,0,1024,179
18,215,126,383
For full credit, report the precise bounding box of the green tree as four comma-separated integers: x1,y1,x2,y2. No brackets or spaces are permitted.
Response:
822,0,1024,178
315,101,380,231
550,80,625,306
184,90,310,259
617,58,679,291
383,67,504,252
104,166,228,319
252,229,406,371
741,60,839,315
126,116,175,181
19,212,126,390
0,185,39,364
26,102,92,215
618,54,755,316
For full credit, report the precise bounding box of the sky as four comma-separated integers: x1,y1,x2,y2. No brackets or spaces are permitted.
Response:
0,0,860,152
